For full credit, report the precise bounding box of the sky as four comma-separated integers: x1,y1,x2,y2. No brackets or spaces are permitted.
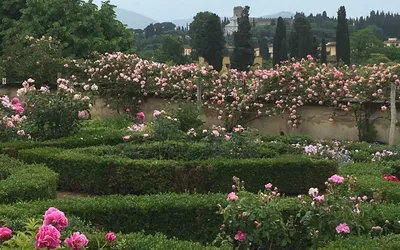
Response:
93,0,399,21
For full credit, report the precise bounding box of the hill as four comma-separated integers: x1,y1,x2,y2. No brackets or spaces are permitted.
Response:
115,8,158,29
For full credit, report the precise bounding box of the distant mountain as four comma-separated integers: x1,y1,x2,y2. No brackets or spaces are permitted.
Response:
115,8,158,29
170,19,193,28
261,11,295,19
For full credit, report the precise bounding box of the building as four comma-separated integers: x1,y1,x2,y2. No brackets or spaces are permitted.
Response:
384,38,400,47
184,45,192,56
326,42,336,57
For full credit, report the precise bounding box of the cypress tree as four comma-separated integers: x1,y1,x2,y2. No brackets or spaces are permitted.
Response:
259,37,270,60
321,37,327,64
230,6,254,71
288,15,313,59
336,6,350,65
204,13,225,71
273,17,287,65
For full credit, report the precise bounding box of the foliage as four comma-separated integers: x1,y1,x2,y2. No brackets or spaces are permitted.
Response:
1,35,63,84
155,34,186,65
0,155,58,204
336,6,351,65
321,38,327,64
273,17,288,65
1,0,134,58
351,26,385,65
289,14,313,60
149,109,185,141
169,103,204,132
20,78,93,140
230,6,255,71
216,177,295,249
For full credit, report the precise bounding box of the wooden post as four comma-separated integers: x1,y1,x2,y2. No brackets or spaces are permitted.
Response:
2,78,6,85
389,82,397,145
196,78,202,107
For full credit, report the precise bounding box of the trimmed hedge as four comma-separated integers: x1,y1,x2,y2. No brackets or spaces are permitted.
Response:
0,194,300,244
339,162,400,202
320,235,400,250
18,148,337,195
78,141,279,160
0,128,144,156
0,155,58,203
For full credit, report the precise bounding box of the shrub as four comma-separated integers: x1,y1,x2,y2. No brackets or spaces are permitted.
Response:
320,235,400,250
0,155,58,203
170,103,204,132
18,148,337,195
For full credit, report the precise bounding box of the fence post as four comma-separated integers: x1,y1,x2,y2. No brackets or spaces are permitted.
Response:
389,82,397,145
197,78,202,107
2,78,6,85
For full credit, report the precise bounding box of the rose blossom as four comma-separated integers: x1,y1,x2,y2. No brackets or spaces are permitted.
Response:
17,130,25,136
35,225,61,249
0,227,12,241
105,232,117,243
137,112,145,120
335,223,350,234
234,231,247,242
227,192,238,201
64,232,88,250
153,110,162,117
265,183,273,189
308,187,319,198
328,174,344,184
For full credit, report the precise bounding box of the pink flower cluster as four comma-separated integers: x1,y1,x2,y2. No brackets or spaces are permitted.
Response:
0,227,12,241
335,223,350,234
328,174,344,184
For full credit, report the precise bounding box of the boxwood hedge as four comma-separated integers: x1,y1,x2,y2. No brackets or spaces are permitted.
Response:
18,148,337,195
0,155,58,204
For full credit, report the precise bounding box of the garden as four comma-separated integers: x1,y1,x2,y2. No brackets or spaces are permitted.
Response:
1,45,400,249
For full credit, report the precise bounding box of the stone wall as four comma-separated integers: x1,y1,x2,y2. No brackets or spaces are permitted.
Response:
1,86,398,143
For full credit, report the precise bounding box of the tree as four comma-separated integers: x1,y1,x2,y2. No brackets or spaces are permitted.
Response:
321,37,327,64
189,12,212,58
155,34,185,65
203,13,225,71
231,6,255,71
273,17,288,65
259,37,270,60
288,15,313,59
336,6,351,65
350,26,383,64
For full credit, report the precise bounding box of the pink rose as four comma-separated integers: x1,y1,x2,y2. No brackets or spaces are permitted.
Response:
137,112,145,120
234,231,247,242
43,207,68,232
265,183,273,189
328,174,344,184
381,106,388,111
315,195,325,202
335,223,350,234
77,111,86,119
11,97,19,104
153,110,162,117
64,232,88,250
105,232,117,243
17,130,25,136
35,225,61,249
0,227,12,241
212,130,220,137
227,192,238,201
123,135,131,141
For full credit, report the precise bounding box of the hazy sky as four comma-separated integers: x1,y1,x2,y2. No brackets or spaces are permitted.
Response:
93,0,399,21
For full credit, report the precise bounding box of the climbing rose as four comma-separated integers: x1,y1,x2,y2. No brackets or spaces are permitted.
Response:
227,192,238,201
234,231,247,241
105,232,117,243
335,223,350,234
0,227,12,241
35,225,61,249
265,183,273,189
64,232,88,250
43,207,68,232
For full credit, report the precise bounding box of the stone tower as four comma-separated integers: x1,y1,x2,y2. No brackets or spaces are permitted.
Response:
233,6,244,19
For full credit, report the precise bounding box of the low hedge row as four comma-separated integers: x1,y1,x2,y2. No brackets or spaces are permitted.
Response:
339,161,400,202
320,235,400,250
0,155,58,203
18,148,337,195
0,128,144,156
0,194,399,246
78,140,279,160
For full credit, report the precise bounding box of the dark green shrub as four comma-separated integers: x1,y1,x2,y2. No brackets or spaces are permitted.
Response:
0,155,58,203
321,235,400,250
170,103,204,132
18,148,337,195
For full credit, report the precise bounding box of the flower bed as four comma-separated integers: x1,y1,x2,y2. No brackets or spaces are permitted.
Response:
0,155,58,203
17,148,337,195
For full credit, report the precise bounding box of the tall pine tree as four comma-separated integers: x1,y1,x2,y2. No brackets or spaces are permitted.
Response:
230,6,254,71
273,17,288,65
321,37,327,64
336,6,350,65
